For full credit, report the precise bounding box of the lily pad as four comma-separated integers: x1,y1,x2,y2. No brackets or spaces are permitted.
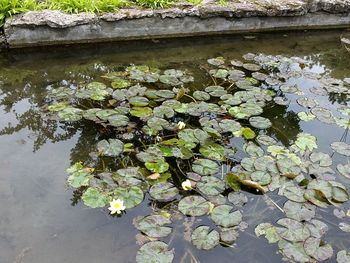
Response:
134,215,172,238
192,159,219,176
197,176,226,196
283,200,315,221
304,237,333,261
331,142,350,156
178,196,209,216
199,143,225,161
276,218,311,242
249,116,272,129
191,226,220,250
149,182,179,202
81,187,109,208
337,250,350,263
210,205,242,227
113,186,144,209
136,241,174,263
97,139,124,157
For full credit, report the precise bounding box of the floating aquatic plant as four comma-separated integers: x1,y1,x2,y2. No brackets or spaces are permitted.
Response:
47,54,350,263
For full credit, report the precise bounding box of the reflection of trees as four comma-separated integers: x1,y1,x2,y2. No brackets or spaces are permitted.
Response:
262,104,301,146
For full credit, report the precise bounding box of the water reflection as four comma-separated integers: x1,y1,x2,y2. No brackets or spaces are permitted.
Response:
0,30,349,263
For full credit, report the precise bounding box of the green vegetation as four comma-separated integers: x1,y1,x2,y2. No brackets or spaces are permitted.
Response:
0,0,204,28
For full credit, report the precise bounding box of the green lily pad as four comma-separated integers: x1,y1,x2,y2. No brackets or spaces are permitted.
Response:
111,78,131,89
178,196,209,216
207,57,225,66
81,187,109,208
145,160,169,173
283,200,315,221
250,171,272,186
197,176,225,196
113,186,144,209
243,142,264,157
129,96,149,107
57,107,83,121
199,143,225,161
228,192,248,206
193,91,211,101
255,223,280,243
249,116,272,129
149,182,178,202
191,226,220,250
67,162,93,188
297,97,318,108
153,106,175,119
136,241,174,263
192,159,219,176
134,214,172,238
210,205,242,228
276,218,311,242
130,107,153,118
294,133,317,154
97,139,124,157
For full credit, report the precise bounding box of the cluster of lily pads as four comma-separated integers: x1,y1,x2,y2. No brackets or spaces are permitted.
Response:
47,53,350,262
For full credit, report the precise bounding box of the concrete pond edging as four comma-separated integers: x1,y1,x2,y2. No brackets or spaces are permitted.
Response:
3,0,350,48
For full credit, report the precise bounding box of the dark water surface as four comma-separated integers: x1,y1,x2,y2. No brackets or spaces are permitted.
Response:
0,31,349,263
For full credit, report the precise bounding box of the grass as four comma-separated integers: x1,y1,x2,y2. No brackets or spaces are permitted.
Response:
0,0,204,28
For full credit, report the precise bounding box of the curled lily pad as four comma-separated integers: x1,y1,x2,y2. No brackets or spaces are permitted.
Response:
191,226,219,250
136,241,174,263
149,182,178,202
249,116,272,129
210,205,242,228
192,159,219,176
178,196,209,216
331,142,350,157
134,215,172,238
81,187,109,208
113,186,144,209
97,139,124,157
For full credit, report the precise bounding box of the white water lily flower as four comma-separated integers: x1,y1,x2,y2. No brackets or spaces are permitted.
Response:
177,121,186,130
108,198,126,214
182,179,192,191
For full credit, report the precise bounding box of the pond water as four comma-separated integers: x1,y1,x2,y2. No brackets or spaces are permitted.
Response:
0,31,349,263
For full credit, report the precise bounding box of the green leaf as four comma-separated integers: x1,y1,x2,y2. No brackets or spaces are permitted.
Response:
130,107,153,118
81,187,109,208
304,237,333,261
149,182,178,202
197,176,226,196
337,250,350,263
283,200,315,221
136,241,174,263
113,186,144,209
199,143,225,161
210,205,242,227
134,215,172,238
97,139,124,157
192,159,219,176
145,160,169,173
178,196,209,216
191,226,219,250
276,218,311,242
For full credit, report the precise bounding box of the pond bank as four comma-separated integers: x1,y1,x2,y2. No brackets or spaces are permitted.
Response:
3,0,350,49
